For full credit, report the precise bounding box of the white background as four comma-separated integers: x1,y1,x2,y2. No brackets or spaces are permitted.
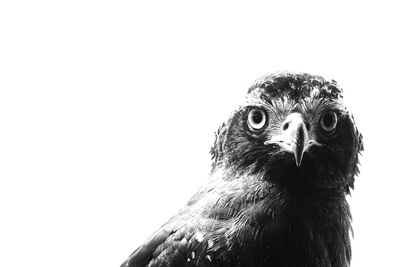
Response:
0,1,399,266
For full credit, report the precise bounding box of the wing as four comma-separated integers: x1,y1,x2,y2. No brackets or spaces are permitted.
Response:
121,175,284,267
120,215,200,267
120,217,231,267
120,191,232,267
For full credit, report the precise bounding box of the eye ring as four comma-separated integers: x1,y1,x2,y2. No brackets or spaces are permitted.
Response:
320,111,338,132
247,107,268,131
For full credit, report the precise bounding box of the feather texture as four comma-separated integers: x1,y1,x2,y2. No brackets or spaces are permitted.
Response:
121,72,363,267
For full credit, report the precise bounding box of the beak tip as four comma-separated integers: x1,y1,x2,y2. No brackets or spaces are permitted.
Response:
294,152,303,167
295,157,302,167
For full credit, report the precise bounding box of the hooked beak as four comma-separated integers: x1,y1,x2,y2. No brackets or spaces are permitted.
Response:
265,113,318,167
292,122,306,166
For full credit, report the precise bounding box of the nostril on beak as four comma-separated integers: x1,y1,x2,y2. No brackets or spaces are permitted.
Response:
283,122,289,131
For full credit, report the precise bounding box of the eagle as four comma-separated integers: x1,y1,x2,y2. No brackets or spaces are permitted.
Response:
121,72,363,267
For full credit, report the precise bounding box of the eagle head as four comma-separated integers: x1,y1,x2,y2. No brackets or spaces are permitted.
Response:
211,72,363,192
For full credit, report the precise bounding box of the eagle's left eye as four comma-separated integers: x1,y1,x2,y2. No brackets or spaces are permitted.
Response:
320,111,338,132
247,107,267,131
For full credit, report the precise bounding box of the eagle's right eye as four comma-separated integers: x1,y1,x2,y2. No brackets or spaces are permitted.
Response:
247,107,267,131
320,111,338,132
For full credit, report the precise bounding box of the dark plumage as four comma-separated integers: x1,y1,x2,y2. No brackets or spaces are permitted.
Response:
121,72,363,267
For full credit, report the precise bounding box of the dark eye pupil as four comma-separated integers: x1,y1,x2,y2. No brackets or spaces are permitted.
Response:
323,113,334,126
252,111,263,124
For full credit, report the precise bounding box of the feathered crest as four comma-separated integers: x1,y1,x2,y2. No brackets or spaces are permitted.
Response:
248,72,343,102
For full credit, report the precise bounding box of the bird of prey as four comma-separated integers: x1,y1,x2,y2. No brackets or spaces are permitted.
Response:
121,72,363,267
